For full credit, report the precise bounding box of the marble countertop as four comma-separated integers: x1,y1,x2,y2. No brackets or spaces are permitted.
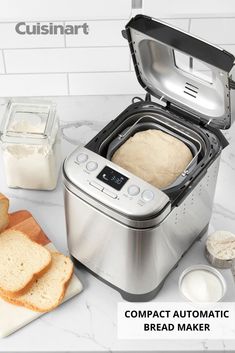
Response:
0,95,235,352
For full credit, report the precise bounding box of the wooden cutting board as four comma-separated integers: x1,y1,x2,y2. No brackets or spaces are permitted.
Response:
0,210,83,338
7,210,51,245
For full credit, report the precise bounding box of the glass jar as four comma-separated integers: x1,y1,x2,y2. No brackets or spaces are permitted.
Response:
0,99,61,190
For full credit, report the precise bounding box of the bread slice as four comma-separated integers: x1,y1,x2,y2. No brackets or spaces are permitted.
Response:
0,193,9,232
0,230,52,297
0,252,73,312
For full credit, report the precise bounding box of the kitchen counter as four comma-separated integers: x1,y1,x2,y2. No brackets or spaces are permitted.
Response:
0,95,235,352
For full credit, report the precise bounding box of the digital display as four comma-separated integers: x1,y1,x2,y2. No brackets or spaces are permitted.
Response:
97,166,129,191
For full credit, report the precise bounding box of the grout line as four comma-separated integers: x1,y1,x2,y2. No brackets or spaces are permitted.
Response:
159,15,235,19
1,43,235,51
188,18,192,32
1,45,65,50
3,45,128,51
0,93,145,99
1,49,7,73
0,16,234,26
63,21,66,48
66,73,70,95
0,70,133,76
217,44,235,46
129,53,132,71
65,18,129,23
0,18,129,25
60,93,145,97
1,43,234,51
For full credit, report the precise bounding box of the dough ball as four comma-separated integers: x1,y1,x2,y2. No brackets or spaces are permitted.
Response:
111,129,193,189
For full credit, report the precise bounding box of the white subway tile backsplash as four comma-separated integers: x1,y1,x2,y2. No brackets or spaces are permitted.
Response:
221,45,235,56
69,72,145,95
143,0,235,18
160,18,189,31
65,20,127,47
0,74,68,96
0,2,234,98
0,22,65,49
190,18,235,44
0,0,132,21
4,47,129,74
0,51,5,73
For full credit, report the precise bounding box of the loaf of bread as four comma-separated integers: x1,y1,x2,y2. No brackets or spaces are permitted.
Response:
0,230,52,297
112,129,193,189
0,252,73,312
0,193,9,232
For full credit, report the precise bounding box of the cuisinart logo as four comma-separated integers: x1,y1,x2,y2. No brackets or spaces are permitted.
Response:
15,22,89,35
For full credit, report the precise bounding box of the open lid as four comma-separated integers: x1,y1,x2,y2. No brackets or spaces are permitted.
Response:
125,15,235,129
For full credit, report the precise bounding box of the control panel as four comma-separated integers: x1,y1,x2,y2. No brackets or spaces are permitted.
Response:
97,166,129,191
64,147,170,218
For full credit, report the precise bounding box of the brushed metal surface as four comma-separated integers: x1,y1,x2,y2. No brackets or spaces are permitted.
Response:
64,157,220,296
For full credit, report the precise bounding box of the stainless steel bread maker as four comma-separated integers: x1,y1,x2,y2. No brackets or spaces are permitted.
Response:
63,15,234,301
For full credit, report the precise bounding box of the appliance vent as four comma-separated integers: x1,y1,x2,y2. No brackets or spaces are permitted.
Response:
184,82,199,98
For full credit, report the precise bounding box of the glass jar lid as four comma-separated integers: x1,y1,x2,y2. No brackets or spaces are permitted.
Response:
0,99,57,144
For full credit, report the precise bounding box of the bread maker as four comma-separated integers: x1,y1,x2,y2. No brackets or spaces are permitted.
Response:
63,15,234,301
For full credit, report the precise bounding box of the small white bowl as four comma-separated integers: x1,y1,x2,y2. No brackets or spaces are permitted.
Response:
179,264,227,303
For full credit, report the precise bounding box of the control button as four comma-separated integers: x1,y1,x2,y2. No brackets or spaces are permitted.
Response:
103,188,117,199
141,190,154,202
89,181,103,191
76,153,88,164
128,185,140,196
86,161,98,171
